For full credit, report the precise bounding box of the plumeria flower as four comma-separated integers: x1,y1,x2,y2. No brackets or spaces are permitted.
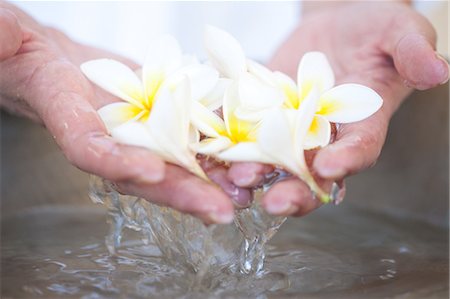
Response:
206,26,382,151
237,52,383,149
81,35,219,180
191,26,285,161
198,26,383,202
191,82,265,161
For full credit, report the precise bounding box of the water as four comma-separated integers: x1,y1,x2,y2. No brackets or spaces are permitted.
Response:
88,175,288,278
2,200,448,298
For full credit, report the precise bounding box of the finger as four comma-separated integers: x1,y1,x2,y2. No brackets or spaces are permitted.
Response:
262,178,322,216
116,164,235,224
383,10,449,89
207,166,252,208
19,60,165,184
313,111,388,180
227,162,274,187
0,8,22,61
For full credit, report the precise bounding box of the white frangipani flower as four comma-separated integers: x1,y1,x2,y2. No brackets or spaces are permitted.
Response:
256,87,332,202
192,26,285,161
112,78,207,180
263,52,384,149
230,52,383,150
81,35,218,180
81,35,218,131
191,82,267,162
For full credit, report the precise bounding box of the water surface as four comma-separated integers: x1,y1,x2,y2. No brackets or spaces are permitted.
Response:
2,203,447,298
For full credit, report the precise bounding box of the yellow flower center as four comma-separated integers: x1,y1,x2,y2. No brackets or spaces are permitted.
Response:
282,85,300,109
316,94,339,116
226,113,258,144
132,76,165,123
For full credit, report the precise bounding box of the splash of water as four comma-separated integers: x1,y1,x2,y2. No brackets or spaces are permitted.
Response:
88,171,292,283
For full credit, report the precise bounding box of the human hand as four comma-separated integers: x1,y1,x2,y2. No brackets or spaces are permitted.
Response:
0,2,244,224
227,1,449,216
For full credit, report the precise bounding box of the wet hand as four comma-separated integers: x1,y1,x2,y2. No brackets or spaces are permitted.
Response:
0,3,239,224
228,1,449,216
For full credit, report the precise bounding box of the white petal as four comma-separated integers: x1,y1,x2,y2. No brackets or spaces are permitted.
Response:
223,81,260,142
297,51,335,98
180,54,199,67
147,83,190,164
188,125,200,145
303,115,331,149
292,87,332,201
246,59,276,85
169,77,192,147
222,81,240,137
148,80,205,178
199,78,231,111
97,102,144,132
156,82,205,179
204,25,246,79
143,35,182,106
273,71,297,90
192,137,233,155
81,59,145,108
258,108,301,174
216,142,272,163
234,107,269,123
111,121,161,152
238,72,284,112
191,101,227,138
163,64,219,101
273,71,300,109
319,84,383,123
293,86,321,156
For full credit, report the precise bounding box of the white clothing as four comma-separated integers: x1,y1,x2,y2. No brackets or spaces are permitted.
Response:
13,1,301,64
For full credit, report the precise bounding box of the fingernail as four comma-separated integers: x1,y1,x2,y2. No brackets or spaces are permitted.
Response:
435,52,450,85
206,211,234,224
234,173,257,187
265,200,298,215
136,168,164,184
317,166,346,179
232,188,253,208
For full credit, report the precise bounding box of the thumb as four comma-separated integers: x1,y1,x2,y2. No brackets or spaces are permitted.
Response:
0,8,22,61
383,10,449,90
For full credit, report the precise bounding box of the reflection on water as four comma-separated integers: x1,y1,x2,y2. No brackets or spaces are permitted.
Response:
2,202,448,298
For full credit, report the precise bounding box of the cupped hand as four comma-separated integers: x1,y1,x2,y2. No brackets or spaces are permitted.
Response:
228,1,449,216
0,3,244,224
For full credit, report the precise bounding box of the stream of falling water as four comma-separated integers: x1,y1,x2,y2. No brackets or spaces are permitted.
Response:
88,171,290,282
